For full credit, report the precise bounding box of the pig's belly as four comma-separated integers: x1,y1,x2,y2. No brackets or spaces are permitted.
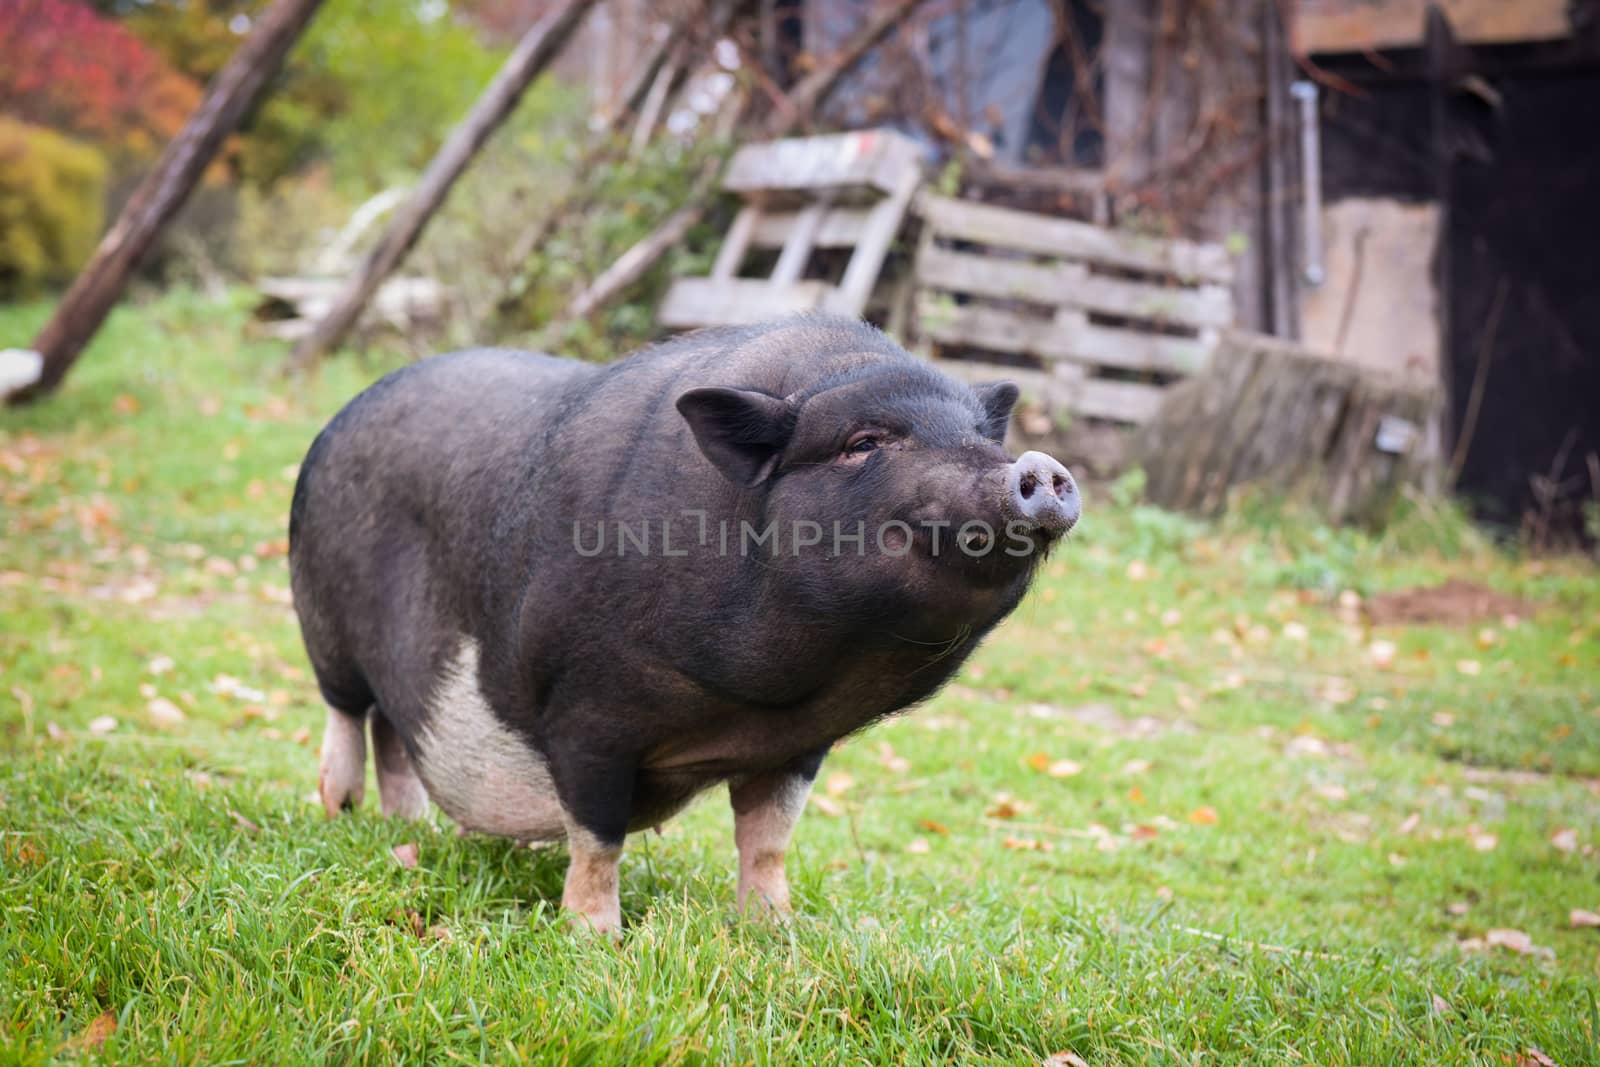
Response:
411,638,566,841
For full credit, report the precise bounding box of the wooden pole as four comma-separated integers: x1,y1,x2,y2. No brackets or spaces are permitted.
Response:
8,0,326,405
289,0,599,370
544,0,931,339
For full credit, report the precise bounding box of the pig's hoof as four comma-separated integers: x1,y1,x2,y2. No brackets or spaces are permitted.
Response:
318,708,367,818
737,883,794,920
564,907,623,941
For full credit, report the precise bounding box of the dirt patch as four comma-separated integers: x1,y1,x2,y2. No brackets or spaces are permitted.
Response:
1363,579,1536,627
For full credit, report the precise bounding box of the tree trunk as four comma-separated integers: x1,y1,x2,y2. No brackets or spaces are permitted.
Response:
9,0,326,405
288,0,599,370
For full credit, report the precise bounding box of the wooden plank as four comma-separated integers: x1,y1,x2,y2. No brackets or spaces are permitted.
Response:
749,207,873,249
917,192,1234,284
1292,0,1569,52
769,200,827,285
711,204,760,281
828,164,920,317
658,277,831,328
1074,377,1167,423
929,357,1163,423
915,296,1206,375
724,128,923,197
915,245,1233,329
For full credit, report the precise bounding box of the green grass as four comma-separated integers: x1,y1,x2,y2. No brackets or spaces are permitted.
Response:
3,291,1599,1064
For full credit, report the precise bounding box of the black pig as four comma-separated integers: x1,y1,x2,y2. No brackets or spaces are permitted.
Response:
289,314,1078,932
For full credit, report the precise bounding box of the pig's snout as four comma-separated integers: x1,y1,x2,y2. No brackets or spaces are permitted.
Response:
1005,451,1079,535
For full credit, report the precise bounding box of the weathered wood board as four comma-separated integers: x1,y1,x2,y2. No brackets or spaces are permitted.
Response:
1133,331,1441,526
658,129,924,330
910,191,1234,427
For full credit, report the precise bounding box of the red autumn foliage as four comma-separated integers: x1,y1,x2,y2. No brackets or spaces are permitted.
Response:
0,0,204,159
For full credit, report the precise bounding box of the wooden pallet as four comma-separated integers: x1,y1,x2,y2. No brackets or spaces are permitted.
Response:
910,192,1234,425
658,129,923,329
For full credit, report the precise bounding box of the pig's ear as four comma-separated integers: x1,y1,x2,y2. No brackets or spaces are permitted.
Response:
972,381,1020,443
676,387,795,488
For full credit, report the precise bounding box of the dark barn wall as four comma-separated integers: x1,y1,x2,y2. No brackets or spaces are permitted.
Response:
1316,50,1600,539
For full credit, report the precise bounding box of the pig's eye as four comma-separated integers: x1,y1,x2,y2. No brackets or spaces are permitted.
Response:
844,432,882,456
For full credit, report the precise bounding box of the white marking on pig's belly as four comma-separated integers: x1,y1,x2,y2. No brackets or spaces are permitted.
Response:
413,637,566,842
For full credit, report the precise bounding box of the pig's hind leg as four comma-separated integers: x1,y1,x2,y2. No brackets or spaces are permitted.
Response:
318,705,367,817
729,751,825,915
371,710,430,820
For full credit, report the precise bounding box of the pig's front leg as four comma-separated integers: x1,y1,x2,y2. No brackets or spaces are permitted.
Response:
552,752,635,937
730,752,825,915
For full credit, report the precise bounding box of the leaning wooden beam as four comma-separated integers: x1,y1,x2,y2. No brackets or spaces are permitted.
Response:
289,0,598,370
486,11,695,328
544,0,932,338
7,0,326,405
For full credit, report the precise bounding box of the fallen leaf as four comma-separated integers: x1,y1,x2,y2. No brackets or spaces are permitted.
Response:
88,715,118,735
824,772,854,797
1283,621,1309,641
1550,828,1578,853
1047,759,1083,778
393,907,425,937
1431,711,1455,728
1570,909,1600,928
1026,752,1051,772
1484,928,1534,954
392,842,420,868
1045,1053,1089,1067
906,837,930,854
1368,640,1397,669
917,818,950,835
148,655,174,675
64,1009,117,1051
291,726,312,745
427,924,453,943
1129,824,1159,841
229,810,261,835
1446,901,1470,916
146,697,185,727
1517,1048,1557,1067
1470,832,1498,853
1002,835,1052,852
1121,758,1152,776
46,722,66,741
1456,659,1482,677
1188,806,1218,826
1126,560,1148,582
1431,993,1454,1016
1314,784,1349,802
810,795,844,817
1398,813,1422,834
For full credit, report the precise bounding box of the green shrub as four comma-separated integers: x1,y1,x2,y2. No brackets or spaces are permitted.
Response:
0,119,107,298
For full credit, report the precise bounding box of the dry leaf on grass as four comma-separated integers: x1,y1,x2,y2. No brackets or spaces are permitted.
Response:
824,772,854,797
1430,993,1454,1016
1570,909,1600,928
88,715,118,735
1550,828,1578,854
64,1009,117,1051
1044,1053,1089,1067
810,795,844,817
1188,806,1219,826
906,837,930,854
146,697,185,727
391,842,420,868
228,810,261,835
1047,759,1083,778
1002,835,1053,852
917,818,950,835
1517,1048,1557,1067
